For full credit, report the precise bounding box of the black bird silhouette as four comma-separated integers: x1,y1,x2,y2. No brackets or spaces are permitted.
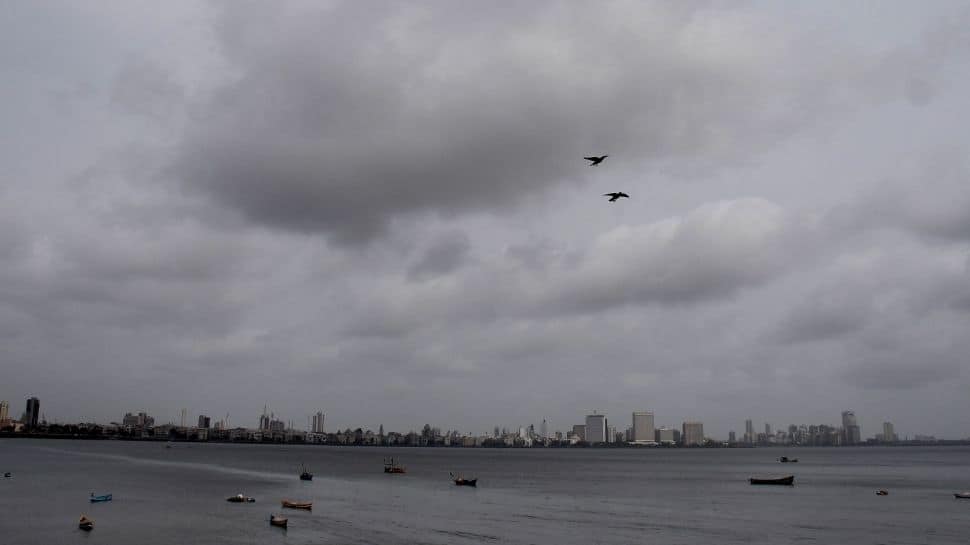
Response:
585,155,608,166
603,192,629,202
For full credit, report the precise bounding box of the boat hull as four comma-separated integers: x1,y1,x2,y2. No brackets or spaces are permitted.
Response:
281,501,312,510
90,494,112,503
454,479,477,487
78,516,94,531
955,493,970,499
270,515,288,528
749,476,795,485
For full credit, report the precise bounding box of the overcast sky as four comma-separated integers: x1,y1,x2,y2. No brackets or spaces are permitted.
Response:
3,1,970,439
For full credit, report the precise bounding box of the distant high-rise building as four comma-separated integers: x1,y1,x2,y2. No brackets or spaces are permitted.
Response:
632,412,655,443
728,431,737,443
682,421,704,446
0,400,8,424
198,415,211,429
585,414,607,444
655,427,676,444
312,411,325,434
259,405,271,430
745,419,754,444
25,397,40,429
765,423,771,437
572,424,587,442
882,422,896,443
841,410,861,445
540,419,548,439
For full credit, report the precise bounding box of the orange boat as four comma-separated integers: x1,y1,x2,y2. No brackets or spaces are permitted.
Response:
281,500,312,510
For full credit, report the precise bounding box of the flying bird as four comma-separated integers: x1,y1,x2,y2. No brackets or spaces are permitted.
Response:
585,155,608,166
603,192,629,202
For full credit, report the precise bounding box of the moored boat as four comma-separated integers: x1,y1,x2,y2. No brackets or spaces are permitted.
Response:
281,500,312,510
89,493,112,503
226,494,255,503
4,472,10,478
270,514,288,528
749,475,795,485
450,473,477,487
78,515,94,531
778,456,798,463
299,464,313,481
876,489,889,496
384,457,406,474
955,492,970,499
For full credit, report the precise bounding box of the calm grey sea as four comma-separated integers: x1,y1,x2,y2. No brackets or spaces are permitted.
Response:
0,440,967,544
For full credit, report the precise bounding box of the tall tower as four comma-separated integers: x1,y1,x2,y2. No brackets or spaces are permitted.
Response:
841,410,860,445
585,413,607,444
682,421,704,446
632,412,655,443
25,397,40,429
745,419,754,444
0,400,8,423
312,411,325,434
540,419,548,439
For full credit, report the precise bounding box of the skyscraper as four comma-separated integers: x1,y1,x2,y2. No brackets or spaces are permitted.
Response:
632,411,655,444
540,419,548,439
198,415,211,429
682,421,704,446
745,419,753,444
312,411,325,434
841,410,861,445
25,397,39,429
0,400,8,424
585,413,607,443
572,424,586,441
882,422,896,443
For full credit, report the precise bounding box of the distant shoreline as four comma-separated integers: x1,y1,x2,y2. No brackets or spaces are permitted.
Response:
3,432,969,448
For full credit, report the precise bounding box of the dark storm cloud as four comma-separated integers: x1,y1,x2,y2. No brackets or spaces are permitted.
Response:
844,352,964,390
172,1,938,245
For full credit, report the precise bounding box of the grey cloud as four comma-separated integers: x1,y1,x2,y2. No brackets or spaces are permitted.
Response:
844,352,964,390
172,2,941,245
407,230,470,281
111,59,185,120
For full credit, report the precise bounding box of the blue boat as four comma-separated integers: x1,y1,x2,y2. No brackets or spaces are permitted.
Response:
90,493,112,503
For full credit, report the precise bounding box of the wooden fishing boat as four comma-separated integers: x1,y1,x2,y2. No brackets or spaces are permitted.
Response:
954,492,970,499
450,473,477,487
270,514,288,528
749,475,795,485
281,500,312,510
299,464,313,481
778,456,798,463
89,493,112,503
384,457,406,474
876,489,889,496
78,515,94,531
226,494,255,503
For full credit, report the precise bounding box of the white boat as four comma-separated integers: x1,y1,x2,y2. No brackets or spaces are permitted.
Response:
955,492,970,499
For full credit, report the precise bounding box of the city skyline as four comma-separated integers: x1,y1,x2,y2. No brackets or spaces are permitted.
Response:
0,393,951,443
2,3,970,439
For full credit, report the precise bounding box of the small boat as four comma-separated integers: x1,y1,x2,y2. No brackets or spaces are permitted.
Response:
89,493,112,503
749,475,795,485
299,464,313,481
78,515,94,531
3,472,10,478
226,494,255,503
384,457,406,474
778,456,798,463
269,514,288,528
451,473,477,487
281,500,312,510
954,492,970,499
876,489,889,496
